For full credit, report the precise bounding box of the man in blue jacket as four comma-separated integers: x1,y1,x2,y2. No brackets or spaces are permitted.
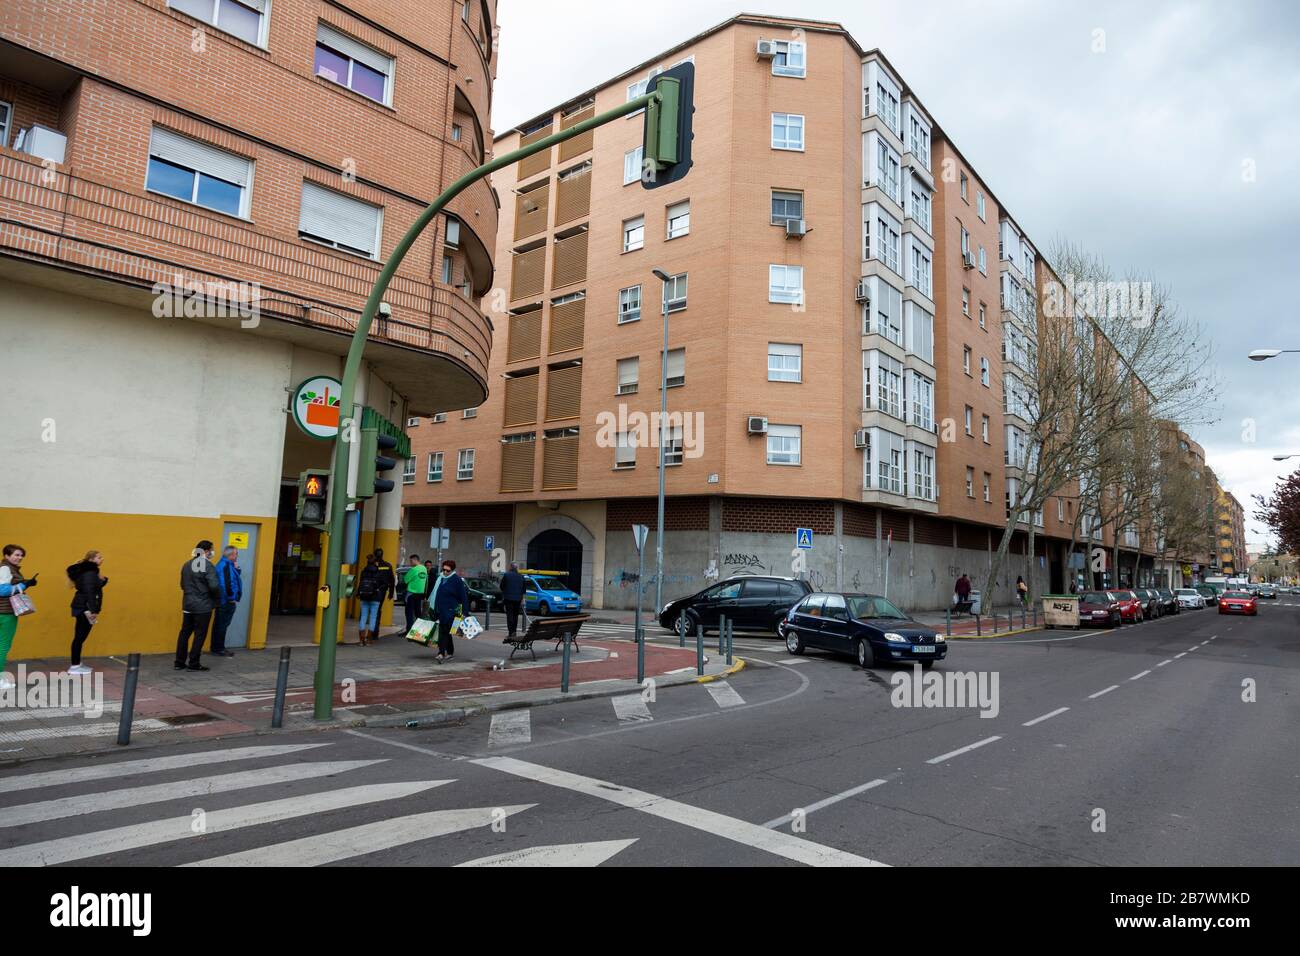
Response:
210,546,244,657
430,559,469,663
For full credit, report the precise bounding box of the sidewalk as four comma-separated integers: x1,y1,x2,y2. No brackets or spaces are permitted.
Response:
0,617,734,765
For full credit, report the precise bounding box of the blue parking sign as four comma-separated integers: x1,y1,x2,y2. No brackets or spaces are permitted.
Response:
484,535,494,551
796,528,813,549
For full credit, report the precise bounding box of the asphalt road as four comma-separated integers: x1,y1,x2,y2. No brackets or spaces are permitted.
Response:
2,601,1297,866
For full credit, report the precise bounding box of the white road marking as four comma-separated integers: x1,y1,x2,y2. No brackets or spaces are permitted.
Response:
1022,707,1070,727
780,658,815,665
1,759,386,828
705,682,746,709
1156,660,1173,667
1174,652,1187,659
1200,640,1210,646
1130,670,1151,681
611,694,652,722
763,779,889,829
475,756,886,866
0,743,330,794
0,718,173,744
488,710,531,748
456,838,638,867
926,736,1003,765
1088,685,1120,699
0,702,123,723
1187,646,1198,652
187,805,533,866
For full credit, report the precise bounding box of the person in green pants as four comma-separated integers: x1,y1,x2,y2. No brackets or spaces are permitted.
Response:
0,544,37,691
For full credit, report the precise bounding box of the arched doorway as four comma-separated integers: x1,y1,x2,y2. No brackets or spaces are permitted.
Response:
527,529,583,593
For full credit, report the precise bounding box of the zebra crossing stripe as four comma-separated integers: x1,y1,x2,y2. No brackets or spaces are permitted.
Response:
0,702,123,723
456,838,638,867
612,694,652,722
5,780,450,867
0,744,331,795
488,710,531,748
0,718,174,744
705,682,745,709
185,804,534,866
1,759,387,828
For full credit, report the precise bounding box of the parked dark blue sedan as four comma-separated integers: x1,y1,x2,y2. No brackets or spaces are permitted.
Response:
780,592,946,669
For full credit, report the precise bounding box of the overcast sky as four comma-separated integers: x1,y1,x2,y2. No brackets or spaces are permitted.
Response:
492,1,1300,552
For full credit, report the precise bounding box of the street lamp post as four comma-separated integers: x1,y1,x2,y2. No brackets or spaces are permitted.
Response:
1273,454,1300,461
651,267,672,621
1248,349,1300,361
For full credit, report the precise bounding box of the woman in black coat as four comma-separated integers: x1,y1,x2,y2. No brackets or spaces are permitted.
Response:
67,550,106,675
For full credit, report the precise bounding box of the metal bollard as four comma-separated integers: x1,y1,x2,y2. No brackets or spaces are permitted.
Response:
719,615,726,654
725,618,733,666
116,652,140,746
975,613,982,637
1021,605,1027,629
484,596,492,632
696,622,704,676
561,631,572,693
946,606,952,636
678,613,686,648
636,620,645,685
271,646,292,729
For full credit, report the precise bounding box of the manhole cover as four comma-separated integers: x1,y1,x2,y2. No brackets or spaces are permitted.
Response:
157,713,219,726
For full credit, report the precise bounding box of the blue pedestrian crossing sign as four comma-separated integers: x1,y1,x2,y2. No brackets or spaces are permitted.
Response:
796,528,813,549
484,535,494,551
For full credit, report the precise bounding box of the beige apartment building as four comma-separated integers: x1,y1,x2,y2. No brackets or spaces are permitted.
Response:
404,13,1157,610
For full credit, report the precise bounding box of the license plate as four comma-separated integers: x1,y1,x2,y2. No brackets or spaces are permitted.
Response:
913,645,935,653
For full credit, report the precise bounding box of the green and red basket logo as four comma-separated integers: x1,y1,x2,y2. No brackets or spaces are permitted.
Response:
291,375,342,440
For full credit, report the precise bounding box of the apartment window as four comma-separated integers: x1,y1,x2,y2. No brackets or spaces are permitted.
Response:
767,424,802,465
431,412,447,424
867,279,903,346
169,0,268,47
981,415,990,443
1057,497,1065,521
873,212,901,275
980,356,990,387
960,226,970,259
627,68,661,103
463,407,478,419
959,172,969,201
962,346,971,375
908,114,930,167
874,353,904,419
877,429,904,493
663,425,684,466
622,215,644,252
983,472,991,502
315,23,393,105
407,417,420,427
441,254,453,284
427,452,443,482
768,342,802,382
402,456,416,484
978,246,987,275
662,273,688,313
909,371,934,431
907,303,934,363
299,181,382,258
962,287,970,316
771,113,805,151
451,124,462,142
979,302,987,329
876,139,901,205
966,467,975,498
771,189,804,224
462,0,470,22
0,101,10,149
623,147,643,185
977,192,986,221
909,182,931,233
616,356,639,395
456,448,475,480
964,406,973,435
875,83,900,135
768,264,804,305
618,285,641,324
614,432,636,470
912,448,935,500
145,128,253,218
772,40,806,77
664,347,685,387
666,200,690,239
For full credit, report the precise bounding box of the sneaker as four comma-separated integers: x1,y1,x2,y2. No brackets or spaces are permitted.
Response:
186,664,210,672
68,664,92,675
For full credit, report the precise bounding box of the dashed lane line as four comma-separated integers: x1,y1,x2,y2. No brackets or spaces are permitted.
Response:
1022,707,1070,727
926,735,1002,765
1088,685,1120,700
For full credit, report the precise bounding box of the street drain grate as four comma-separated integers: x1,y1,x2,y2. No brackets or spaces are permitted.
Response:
157,713,219,726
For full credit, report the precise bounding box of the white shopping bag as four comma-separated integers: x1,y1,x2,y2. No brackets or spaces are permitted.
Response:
459,615,484,640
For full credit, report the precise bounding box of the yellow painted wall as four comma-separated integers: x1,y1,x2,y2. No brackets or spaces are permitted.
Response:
0,507,276,659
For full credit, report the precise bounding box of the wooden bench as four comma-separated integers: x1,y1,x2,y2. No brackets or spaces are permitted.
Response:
502,614,590,661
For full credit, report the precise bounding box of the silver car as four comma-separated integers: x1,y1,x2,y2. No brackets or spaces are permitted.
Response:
1175,588,1206,609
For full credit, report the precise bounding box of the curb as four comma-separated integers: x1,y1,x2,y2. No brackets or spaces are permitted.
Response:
695,657,746,683
949,625,1046,640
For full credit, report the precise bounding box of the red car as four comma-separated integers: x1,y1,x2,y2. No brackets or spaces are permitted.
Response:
1106,590,1144,623
1217,590,1258,616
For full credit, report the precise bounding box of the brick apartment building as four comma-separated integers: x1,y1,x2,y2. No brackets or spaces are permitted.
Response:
402,12,1168,612
0,0,498,654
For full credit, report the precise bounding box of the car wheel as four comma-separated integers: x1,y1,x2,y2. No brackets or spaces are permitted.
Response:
785,629,805,655
538,602,550,616
920,659,935,670
855,638,874,669
675,611,695,637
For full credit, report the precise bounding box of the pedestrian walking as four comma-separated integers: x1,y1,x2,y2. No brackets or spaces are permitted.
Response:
955,572,971,603
1016,575,1029,607
500,562,525,638
372,548,395,641
176,540,221,671
355,555,385,646
430,559,468,663
0,544,37,690
66,550,106,675
402,554,428,634
210,546,243,657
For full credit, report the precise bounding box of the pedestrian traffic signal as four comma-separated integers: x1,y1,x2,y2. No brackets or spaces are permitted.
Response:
641,61,694,189
356,427,398,498
296,469,330,528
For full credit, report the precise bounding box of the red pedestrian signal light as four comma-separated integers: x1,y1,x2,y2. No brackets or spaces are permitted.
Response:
296,469,330,529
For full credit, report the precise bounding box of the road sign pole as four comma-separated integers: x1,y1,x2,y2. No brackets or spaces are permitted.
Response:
314,91,663,720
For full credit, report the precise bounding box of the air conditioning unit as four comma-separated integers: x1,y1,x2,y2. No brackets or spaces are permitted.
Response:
854,279,871,301
785,219,807,239
747,416,769,435
853,429,869,449
962,250,975,269
756,39,777,58
13,125,67,165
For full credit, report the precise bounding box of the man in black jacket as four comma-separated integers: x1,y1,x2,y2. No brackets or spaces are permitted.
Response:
176,540,221,671
372,548,396,639
499,563,526,639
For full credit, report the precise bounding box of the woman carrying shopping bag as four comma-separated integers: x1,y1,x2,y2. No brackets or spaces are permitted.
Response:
0,543,38,690
430,559,469,664
67,550,107,675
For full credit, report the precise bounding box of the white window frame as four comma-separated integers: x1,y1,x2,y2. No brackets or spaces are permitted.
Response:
767,342,802,382
616,356,639,395
909,180,931,233
772,40,806,78
768,264,804,305
981,415,990,443
618,285,642,323
623,147,643,185
909,244,932,299
666,200,690,239
984,473,991,502
771,112,805,151
977,191,986,221
431,412,447,424
908,371,934,431
407,416,419,427
664,347,685,387
169,0,270,49
662,424,684,466
614,432,636,470
980,356,990,387
906,302,933,363
963,347,971,375
0,100,12,150
875,137,902,205
462,407,477,419
873,352,904,420
871,209,901,275
402,456,416,484
456,448,475,480
907,112,930,168
766,424,802,465
875,82,900,135
966,467,975,498
978,246,987,275
911,446,935,501
662,273,688,313
314,22,394,107
299,181,383,259
622,215,644,252
147,126,254,219
427,451,443,482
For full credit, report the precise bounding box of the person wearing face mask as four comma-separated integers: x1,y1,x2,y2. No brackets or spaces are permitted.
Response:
429,559,468,663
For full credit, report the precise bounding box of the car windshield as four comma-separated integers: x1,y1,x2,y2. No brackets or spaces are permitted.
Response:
1176,589,1197,596
1223,591,1251,599
847,596,908,620
1081,591,1110,604
537,578,571,592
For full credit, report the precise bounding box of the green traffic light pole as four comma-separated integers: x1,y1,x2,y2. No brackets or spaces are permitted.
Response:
314,89,670,719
